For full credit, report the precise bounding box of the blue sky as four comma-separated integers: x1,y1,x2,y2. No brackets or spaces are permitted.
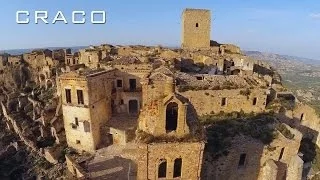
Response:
1,0,320,59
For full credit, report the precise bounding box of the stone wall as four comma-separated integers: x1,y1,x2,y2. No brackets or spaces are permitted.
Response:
138,73,191,137
201,126,302,180
79,49,101,68
180,88,267,115
23,51,54,70
277,102,320,145
220,44,241,54
146,142,204,180
286,155,303,180
65,155,86,179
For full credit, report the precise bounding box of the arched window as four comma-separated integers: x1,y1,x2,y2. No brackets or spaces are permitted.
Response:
158,159,167,178
166,102,178,132
173,158,182,178
196,23,199,27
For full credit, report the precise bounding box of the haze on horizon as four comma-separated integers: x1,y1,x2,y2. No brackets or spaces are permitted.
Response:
1,0,320,60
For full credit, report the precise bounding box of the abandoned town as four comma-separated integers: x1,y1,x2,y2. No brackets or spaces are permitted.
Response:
1,8,320,180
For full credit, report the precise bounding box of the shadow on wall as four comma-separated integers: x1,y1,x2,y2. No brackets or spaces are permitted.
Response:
253,64,274,77
210,41,221,47
277,110,320,177
200,113,274,180
87,156,137,180
199,109,320,180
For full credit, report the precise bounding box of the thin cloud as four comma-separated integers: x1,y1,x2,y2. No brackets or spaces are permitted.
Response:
309,13,320,19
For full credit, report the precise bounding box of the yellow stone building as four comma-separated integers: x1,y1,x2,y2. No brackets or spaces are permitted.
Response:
59,69,114,152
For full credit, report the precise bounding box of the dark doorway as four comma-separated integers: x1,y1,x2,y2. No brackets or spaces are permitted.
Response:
238,153,246,167
173,158,182,178
40,74,45,80
158,160,167,178
107,133,113,145
166,102,178,132
223,60,227,71
129,100,138,114
129,79,136,91
46,80,53,88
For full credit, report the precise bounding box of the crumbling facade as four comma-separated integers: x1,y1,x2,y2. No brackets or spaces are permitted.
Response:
1,8,319,180
59,69,114,152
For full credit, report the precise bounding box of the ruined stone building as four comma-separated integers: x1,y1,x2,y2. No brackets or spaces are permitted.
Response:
23,49,54,70
53,48,72,63
59,69,114,152
1,7,319,180
8,55,22,66
58,65,205,179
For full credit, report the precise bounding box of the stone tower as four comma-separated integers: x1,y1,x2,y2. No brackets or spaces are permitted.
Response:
181,8,211,49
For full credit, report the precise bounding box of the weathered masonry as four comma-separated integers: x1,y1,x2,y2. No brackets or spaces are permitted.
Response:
59,69,114,152
182,8,211,49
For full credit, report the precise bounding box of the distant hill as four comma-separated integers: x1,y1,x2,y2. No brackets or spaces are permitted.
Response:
0,46,88,55
244,50,320,66
244,50,320,115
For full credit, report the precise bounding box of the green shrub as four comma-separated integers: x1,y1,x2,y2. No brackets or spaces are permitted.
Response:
276,123,294,139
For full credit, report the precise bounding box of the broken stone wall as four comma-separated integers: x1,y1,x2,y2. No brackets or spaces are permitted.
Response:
201,128,302,180
79,49,101,68
65,154,86,179
181,88,267,115
146,142,204,180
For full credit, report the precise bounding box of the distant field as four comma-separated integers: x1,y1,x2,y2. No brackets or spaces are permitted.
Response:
281,72,320,115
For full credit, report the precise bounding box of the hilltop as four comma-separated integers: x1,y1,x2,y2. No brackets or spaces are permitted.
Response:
244,50,320,115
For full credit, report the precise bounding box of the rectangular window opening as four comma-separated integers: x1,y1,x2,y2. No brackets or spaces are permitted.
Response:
117,79,123,88
238,153,246,167
77,90,84,105
173,158,182,178
221,97,227,106
129,79,137,91
253,97,257,106
75,117,79,126
65,89,71,103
